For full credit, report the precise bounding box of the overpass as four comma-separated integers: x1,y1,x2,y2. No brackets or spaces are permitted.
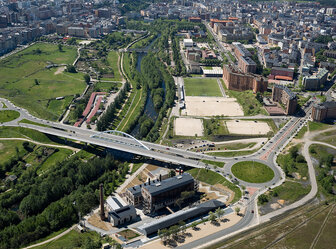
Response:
16,123,207,168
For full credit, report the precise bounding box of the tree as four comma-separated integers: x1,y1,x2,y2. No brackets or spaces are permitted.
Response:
84,74,90,84
235,207,240,215
215,207,224,221
209,211,216,224
191,222,198,230
66,64,77,73
34,79,39,85
58,44,63,52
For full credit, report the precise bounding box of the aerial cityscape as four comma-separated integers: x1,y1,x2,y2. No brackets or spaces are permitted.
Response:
0,0,336,248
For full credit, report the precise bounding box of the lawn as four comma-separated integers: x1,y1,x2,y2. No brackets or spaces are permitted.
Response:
208,149,259,157
95,81,121,92
231,161,274,183
224,88,267,116
34,230,104,249
106,51,122,81
0,43,86,121
315,130,336,146
19,119,51,128
0,110,20,123
201,159,225,168
308,121,332,132
187,168,242,203
38,148,73,174
270,181,311,203
0,140,27,166
47,96,74,118
0,127,57,144
184,78,222,97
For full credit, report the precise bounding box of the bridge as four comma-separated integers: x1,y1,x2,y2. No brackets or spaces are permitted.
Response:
16,122,207,168
124,48,159,53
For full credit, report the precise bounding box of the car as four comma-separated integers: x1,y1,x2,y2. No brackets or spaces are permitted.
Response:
166,148,170,150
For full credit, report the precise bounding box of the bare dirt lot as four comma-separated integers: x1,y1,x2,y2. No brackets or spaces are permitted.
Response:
226,120,271,135
174,117,204,136
183,96,244,117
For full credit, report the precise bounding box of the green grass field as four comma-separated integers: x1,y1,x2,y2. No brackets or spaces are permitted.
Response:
0,140,26,166
188,168,241,203
0,127,56,144
208,149,259,157
231,161,274,183
0,43,86,121
106,51,122,81
0,110,20,123
34,230,104,249
95,81,121,92
184,78,222,97
270,181,311,203
37,148,73,174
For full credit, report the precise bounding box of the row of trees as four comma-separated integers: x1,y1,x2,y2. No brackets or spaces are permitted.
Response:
96,81,130,131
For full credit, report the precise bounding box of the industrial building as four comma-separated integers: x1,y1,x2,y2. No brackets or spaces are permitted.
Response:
272,84,297,115
125,173,198,214
106,196,137,226
311,101,336,122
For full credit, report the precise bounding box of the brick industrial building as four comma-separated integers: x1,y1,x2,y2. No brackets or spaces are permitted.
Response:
125,173,197,214
311,101,336,122
272,84,297,115
222,64,268,93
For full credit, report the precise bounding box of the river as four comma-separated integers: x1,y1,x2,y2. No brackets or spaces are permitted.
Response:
130,34,165,137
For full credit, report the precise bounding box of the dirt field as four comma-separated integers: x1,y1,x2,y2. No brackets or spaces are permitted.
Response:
174,117,203,136
226,120,271,135
183,97,244,117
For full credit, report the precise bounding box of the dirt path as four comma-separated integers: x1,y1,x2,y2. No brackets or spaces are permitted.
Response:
54,66,65,75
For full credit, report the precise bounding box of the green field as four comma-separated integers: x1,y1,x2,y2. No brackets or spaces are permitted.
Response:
0,140,26,166
0,127,57,144
34,230,107,249
184,78,222,97
0,110,20,123
188,168,241,203
231,161,274,183
208,149,259,157
38,148,73,174
95,81,121,92
106,51,122,81
0,43,86,121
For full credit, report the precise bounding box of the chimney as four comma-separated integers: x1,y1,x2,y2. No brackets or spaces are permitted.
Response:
159,174,162,182
148,178,151,185
99,183,105,220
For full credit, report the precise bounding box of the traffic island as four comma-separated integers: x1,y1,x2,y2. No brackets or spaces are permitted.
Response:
231,161,274,183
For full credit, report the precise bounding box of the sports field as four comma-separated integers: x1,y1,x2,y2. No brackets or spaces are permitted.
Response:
0,43,86,121
184,78,222,97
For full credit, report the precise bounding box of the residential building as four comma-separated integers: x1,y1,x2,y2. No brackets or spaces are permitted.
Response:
312,101,336,122
302,68,328,90
222,64,267,93
272,84,297,115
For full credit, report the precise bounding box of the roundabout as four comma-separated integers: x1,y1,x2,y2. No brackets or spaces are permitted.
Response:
231,161,275,184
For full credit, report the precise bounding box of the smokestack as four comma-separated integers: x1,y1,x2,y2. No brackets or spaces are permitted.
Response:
148,178,151,185
159,174,162,182
99,183,105,220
